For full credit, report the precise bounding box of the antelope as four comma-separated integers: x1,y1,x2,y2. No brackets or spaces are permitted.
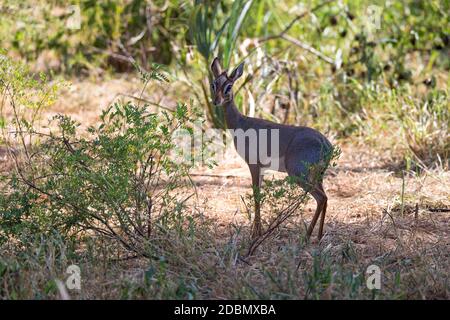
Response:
210,57,333,240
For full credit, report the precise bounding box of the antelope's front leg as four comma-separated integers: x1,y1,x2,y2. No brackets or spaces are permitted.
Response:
249,165,262,238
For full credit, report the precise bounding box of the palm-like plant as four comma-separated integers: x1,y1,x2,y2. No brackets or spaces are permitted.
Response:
189,0,254,128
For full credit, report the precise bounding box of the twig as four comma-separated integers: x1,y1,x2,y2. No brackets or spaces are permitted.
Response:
114,93,175,112
281,35,335,65
190,173,241,178
245,194,307,257
428,208,450,213
109,254,140,262
91,47,135,64
260,0,337,42
256,0,336,66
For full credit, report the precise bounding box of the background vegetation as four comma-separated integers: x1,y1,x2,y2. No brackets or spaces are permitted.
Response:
0,0,449,299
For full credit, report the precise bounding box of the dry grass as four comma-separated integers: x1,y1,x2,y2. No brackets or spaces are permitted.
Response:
17,143,445,300
1,79,448,300
178,144,449,298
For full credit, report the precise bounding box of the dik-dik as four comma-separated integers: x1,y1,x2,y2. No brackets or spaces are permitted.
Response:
210,57,333,240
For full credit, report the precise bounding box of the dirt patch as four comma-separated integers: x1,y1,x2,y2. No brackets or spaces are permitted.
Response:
1,79,448,299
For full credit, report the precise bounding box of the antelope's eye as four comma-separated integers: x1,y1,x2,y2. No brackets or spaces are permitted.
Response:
224,84,232,94
211,83,216,92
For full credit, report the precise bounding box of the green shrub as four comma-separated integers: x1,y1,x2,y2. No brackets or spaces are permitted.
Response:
0,55,201,260
1,101,200,255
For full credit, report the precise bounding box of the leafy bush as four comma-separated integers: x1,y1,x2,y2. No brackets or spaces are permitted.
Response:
0,55,201,260
2,103,200,254
0,0,187,73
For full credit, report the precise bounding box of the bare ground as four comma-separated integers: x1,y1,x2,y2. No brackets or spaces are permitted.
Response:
1,77,449,299
184,145,450,299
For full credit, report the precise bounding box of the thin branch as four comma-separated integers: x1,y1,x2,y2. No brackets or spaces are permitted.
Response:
90,47,135,64
281,35,335,65
114,93,175,112
245,192,309,257
255,0,337,66
260,0,337,42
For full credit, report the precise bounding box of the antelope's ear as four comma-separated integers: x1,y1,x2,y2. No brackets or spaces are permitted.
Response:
210,57,222,78
229,62,244,82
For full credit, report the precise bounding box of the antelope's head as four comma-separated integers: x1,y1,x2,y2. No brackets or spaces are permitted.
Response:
210,57,244,106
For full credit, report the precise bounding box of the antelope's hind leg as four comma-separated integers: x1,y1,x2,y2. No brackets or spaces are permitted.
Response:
307,183,327,241
287,159,327,241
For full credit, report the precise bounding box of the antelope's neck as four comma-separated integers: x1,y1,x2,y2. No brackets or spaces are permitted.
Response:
224,100,244,130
